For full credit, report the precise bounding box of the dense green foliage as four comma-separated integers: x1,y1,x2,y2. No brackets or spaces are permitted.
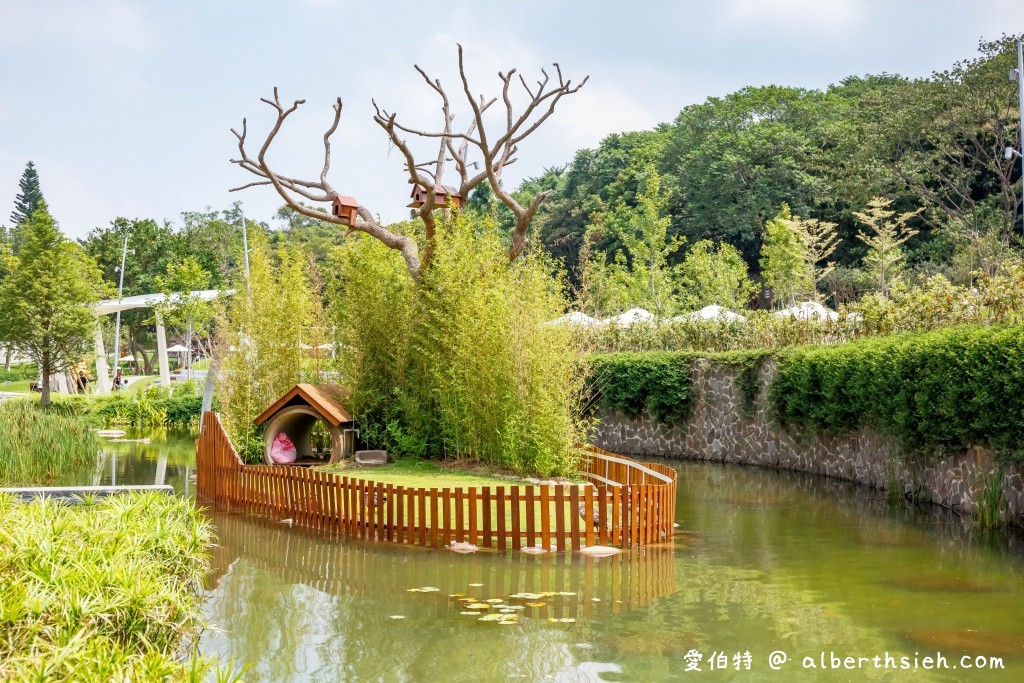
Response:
522,37,1022,303
217,234,325,462
44,383,204,429
589,349,773,425
770,325,1024,459
593,323,1024,463
331,216,587,476
589,352,694,425
0,402,99,485
0,493,235,681
0,204,109,405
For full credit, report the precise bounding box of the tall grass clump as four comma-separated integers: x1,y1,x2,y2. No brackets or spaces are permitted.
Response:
331,215,588,476
0,492,239,681
0,401,99,485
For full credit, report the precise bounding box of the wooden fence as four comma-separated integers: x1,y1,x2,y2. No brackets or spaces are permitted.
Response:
196,412,676,551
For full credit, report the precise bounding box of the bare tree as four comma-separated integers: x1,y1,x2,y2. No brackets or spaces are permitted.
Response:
230,44,587,279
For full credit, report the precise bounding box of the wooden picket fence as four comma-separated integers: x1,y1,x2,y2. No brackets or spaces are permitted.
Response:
196,411,676,551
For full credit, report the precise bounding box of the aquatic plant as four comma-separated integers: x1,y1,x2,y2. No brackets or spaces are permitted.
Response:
0,401,99,485
0,492,243,681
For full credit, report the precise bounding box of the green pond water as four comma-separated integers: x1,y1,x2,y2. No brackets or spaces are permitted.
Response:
90,431,1024,681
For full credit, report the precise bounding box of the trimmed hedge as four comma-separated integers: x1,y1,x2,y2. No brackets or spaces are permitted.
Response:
592,326,1024,461
770,324,1024,458
589,350,771,425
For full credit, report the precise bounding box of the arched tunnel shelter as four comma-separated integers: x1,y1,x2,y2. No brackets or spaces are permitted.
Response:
253,384,355,465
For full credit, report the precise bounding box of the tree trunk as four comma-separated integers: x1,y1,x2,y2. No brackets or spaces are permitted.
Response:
201,352,218,416
3,345,10,372
40,353,51,407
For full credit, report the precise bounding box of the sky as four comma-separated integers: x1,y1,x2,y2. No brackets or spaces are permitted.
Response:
0,0,1022,240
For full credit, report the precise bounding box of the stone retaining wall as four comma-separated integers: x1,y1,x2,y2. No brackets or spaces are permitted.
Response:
591,358,1024,524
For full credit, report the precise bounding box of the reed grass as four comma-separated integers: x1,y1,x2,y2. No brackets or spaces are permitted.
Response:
0,492,242,681
0,400,100,485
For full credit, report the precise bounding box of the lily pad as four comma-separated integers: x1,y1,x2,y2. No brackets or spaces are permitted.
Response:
478,614,504,622
485,598,504,604
459,611,478,615
469,583,484,587
509,592,545,600
559,618,576,623
389,615,406,620
499,608,517,614
465,603,490,609
526,602,546,608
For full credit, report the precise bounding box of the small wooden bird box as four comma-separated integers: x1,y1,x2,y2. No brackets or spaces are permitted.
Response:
331,195,359,225
407,184,461,210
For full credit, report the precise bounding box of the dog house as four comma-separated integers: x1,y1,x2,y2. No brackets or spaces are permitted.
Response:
254,384,356,465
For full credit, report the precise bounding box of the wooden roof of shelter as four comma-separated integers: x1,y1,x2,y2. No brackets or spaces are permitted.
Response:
333,194,359,208
254,384,354,427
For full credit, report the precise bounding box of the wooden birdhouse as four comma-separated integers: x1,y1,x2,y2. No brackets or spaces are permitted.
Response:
331,195,359,225
407,184,461,210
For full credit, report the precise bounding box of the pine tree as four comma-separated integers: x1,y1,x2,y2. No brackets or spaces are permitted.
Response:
9,162,45,254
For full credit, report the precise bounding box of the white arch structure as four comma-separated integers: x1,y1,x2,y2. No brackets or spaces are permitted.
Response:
92,290,226,394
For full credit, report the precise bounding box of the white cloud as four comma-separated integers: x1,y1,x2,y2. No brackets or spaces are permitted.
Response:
552,82,659,148
0,0,153,53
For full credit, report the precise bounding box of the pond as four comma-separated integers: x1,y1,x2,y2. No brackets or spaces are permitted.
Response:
92,430,1024,681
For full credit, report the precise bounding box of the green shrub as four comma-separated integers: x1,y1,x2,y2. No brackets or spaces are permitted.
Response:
590,352,694,425
0,492,236,681
331,215,588,476
770,324,1024,459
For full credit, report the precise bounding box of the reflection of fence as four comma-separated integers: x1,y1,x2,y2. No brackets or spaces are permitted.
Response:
196,412,676,551
206,508,678,618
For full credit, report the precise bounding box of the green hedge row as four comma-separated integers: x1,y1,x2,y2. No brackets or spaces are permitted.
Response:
589,350,770,425
591,325,1024,460
770,324,1024,458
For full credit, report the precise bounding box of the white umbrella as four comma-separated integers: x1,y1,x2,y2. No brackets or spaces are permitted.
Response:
118,354,138,362
603,308,655,326
547,311,600,327
673,305,746,322
774,301,839,321
166,344,189,353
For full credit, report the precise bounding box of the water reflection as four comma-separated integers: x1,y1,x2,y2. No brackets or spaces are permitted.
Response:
65,432,1024,681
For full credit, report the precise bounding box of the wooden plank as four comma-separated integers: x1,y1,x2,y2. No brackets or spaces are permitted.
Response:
440,489,450,547
570,486,581,552
386,484,395,541
454,488,465,543
407,487,417,545
584,486,595,548
429,490,439,547
540,486,551,551
525,487,536,549
376,482,386,541
611,487,621,547
394,485,405,543
630,487,639,547
481,488,492,549
555,486,566,553
417,489,427,546
510,487,521,550
495,486,506,552
468,488,479,545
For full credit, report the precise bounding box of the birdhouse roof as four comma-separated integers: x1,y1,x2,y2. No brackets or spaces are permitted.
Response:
254,383,354,427
333,195,359,208
410,183,461,199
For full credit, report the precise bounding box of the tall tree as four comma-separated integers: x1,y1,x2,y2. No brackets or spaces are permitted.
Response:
760,204,812,307
8,161,45,253
679,239,756,309
854,197,920,296
155,258,214,379
0,203,108,406
229,45,587,279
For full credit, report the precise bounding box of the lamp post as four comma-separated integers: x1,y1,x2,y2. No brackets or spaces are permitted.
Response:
110,232,131,384
1011,37,1024,235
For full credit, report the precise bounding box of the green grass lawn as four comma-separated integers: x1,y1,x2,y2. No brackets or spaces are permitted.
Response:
0,380,31,393
317,458,531,489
